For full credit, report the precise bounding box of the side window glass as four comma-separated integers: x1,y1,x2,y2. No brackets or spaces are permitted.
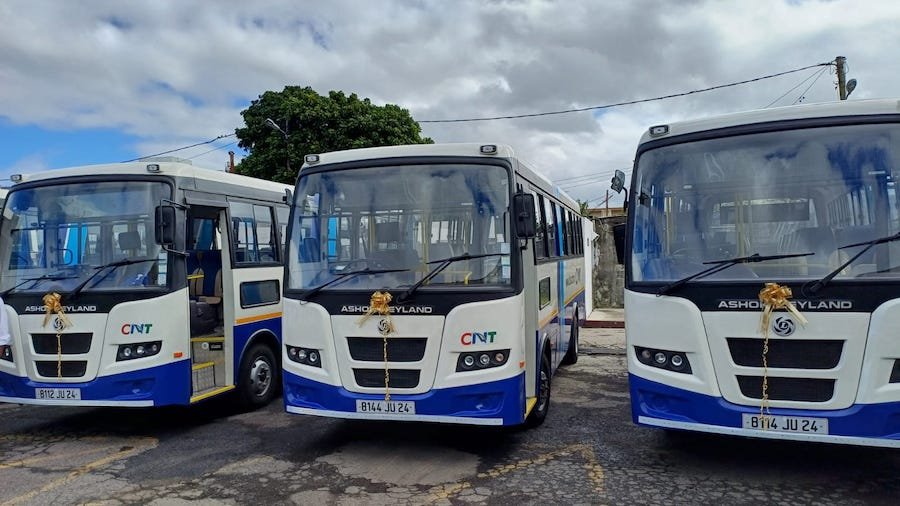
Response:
544,198,558,257
534,192,548,260
254,205,277,262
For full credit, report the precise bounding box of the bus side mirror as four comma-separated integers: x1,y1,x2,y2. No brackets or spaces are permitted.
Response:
610,169,626,193
155,205,176,246
612,223,626,264
513,193,536,239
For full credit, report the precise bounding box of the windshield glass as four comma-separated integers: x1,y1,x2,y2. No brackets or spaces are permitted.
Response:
287,163,512,292
631,123,900,283
0,180,171,293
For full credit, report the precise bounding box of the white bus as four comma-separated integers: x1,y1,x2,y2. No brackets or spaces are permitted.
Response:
613,98,900,447
281,143,593,426
0,161,290,408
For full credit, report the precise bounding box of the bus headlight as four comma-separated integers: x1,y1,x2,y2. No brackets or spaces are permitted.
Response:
457,349,510,372
1,345,13,363
287,346,321,367
635,346,692,374
117,341,162,361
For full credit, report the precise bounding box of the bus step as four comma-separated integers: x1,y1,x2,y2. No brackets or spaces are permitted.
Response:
190,385,235,403
192,362,218,392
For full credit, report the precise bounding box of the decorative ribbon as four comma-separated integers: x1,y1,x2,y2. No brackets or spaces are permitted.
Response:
757,283,807,426
42,292,72,380
357,291,395,401
758,283,807,338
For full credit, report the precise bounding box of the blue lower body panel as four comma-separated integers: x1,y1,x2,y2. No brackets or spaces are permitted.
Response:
0,360,192,407
284,371,526,426
630,373,900,446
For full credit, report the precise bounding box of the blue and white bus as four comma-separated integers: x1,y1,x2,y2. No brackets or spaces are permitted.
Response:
0,160,290,408
614,98,900,447
282,143,593,426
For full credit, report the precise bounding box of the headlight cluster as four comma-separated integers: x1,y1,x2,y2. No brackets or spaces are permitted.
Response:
635,346,691,374
287,346,321,367
1,346,12,363
117,341,162,361
456,349,510,372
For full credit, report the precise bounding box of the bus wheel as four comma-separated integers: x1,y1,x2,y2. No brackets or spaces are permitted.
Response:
238,344,277,408
526,355,551,427
561,310,579,365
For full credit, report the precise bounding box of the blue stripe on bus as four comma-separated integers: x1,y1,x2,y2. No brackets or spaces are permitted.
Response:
233,316,283,369
283,371,526,426
630,373,900,440
0,360,192,406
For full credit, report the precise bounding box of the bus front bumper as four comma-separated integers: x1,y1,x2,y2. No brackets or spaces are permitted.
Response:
283,371,526,426
630,373,900,448
0,360,191,407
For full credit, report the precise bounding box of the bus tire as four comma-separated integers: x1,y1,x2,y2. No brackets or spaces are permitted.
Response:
237,343,278,409
525,352,551,427
561,309,579,365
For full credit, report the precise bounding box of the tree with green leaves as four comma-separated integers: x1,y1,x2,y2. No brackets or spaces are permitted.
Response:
234,86,433,184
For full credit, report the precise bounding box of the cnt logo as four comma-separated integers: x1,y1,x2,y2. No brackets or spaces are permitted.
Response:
460,331,497,346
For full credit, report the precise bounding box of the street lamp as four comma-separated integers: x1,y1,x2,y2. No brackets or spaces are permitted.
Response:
265,118,290,174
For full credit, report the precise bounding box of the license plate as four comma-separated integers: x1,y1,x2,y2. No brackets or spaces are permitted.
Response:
741,413,828,434
35,388,81,400
355,400,416,415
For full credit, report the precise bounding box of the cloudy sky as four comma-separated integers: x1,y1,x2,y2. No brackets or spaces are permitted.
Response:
1,0,897,206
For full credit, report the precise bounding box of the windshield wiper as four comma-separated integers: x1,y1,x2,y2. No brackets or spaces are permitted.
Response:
397,252,505,303
70,258,159,297
806,231,900,294
298,267,409,301
656,252,814,296
1,272,79,297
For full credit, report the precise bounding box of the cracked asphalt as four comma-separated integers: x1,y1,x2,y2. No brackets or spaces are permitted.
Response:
2,327,900,505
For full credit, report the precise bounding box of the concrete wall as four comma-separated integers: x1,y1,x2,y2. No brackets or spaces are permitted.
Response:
592,216,625,308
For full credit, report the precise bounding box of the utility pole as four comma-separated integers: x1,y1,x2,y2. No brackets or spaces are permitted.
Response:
835,56,848,100
228,151,235,173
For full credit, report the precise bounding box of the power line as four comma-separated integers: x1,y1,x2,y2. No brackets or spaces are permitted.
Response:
554,168,630,185
187,140,239,160
792,66,830,105
420,62,834,123
763,67,825,108
122,133,235,162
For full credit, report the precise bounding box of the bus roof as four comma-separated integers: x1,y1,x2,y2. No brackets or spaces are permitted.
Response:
303,142,517,167
303,142,579,209
638,98,900,145
10,161,290,193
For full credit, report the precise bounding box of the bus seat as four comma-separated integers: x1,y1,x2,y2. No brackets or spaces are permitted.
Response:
369,248,420,270
300,237,320,262
188,250,223,305
835,226,876,265
429,243,454,261
118,231,142,254
785,227,835,256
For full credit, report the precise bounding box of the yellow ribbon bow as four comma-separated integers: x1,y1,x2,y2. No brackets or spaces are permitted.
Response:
357,291,395,401
42,292,72,380
357,291,394,333
42,292,72,330
758,283,807,338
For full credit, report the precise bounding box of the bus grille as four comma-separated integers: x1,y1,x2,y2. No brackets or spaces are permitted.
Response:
347,337,427,362
35,361,88,378
736,376,835,403
31,333,93,355
727,338,843,369
353,368,420,388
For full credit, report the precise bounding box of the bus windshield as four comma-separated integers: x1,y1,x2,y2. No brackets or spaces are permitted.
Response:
631,123,900,283
0,180,171,293
287,163,512,292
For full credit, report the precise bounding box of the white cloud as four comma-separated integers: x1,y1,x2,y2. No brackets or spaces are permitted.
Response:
1,0,897,204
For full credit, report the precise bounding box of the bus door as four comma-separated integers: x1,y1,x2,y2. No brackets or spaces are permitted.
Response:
186,206,233,401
